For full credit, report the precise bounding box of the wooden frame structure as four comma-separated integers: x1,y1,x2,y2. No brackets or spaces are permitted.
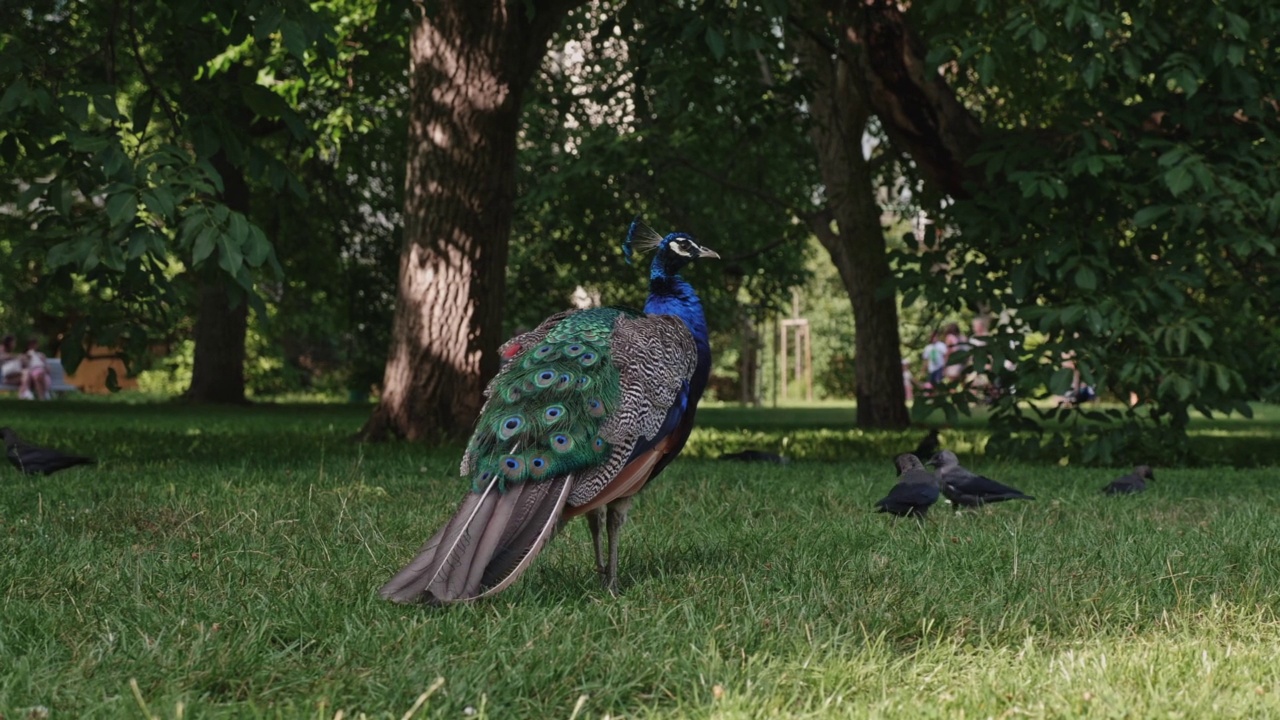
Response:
779,317,813,401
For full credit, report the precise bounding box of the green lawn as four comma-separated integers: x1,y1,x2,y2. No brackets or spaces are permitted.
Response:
2,399,1279,718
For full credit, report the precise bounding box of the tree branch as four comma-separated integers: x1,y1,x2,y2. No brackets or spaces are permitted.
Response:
127,1,181,131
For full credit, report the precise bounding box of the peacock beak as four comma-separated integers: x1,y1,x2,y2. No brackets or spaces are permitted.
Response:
697,246,721,260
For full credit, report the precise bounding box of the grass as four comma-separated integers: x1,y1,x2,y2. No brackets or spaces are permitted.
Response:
2,398,1280,718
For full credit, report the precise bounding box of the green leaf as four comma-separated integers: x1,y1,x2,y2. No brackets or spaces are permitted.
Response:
102,144,130,178
192,226,217,265
101,241,126,272
254,7,284,40
106,191,138,226
0,133,17,165
228,211,250,246
977,54,996,86
218,235,244,275
241,84,289,119
127,229,150,259
141,188,176,219
704,28,726,59
1133,205,1170,226
244,225,271,266
1164,165,1193,196
280,19,308,60
0,78,29,115
50,180,72,216
93,94,121,120
1030,29,1047,52
1049,368,1076,395
132,90,155,135
1213,364,1231,393
1172,68,1200,98
46,240,84,268
1224,12,1250,39
68,131,109,153
1074,266,1097,291
64,94,89,123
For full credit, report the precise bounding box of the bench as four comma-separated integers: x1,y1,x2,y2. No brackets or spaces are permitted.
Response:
0,358,81,396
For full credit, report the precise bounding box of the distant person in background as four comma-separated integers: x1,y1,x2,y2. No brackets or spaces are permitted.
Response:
1059,351,1097,406
902,358,914,402
24,338,51,400
942,322,971,382
1,335,31,399
923,331,948,389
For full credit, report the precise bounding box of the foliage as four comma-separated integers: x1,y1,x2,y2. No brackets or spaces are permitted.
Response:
249,2,406,396
0,0,402,395
898,0,1280,463
510,1,815,338
4,400,1280,716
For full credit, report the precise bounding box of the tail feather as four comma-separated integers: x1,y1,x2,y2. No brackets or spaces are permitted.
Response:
379,476,573,604
379,479,500,603
460,482,524,593
476,476,571,599
378,525,448,601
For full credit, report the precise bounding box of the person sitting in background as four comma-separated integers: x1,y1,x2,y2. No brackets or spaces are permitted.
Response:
2,335,32,398
24,338,51,400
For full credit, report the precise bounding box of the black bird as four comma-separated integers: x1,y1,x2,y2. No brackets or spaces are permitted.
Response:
911,429,941,462
894,429,941,473
2,427,96,475
875,454,940,518
718,449,789,465
930,450,1034,508
1102,465,1154,495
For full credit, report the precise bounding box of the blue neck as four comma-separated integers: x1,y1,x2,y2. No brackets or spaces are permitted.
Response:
645,273,712,402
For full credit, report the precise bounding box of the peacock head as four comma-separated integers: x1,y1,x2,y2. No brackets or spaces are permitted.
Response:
623,218,720,278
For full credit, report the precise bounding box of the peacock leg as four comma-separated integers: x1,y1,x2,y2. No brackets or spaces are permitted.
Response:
604,496,633,594
587,507,607,579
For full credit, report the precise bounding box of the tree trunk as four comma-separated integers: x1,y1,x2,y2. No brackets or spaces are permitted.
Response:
842,0,983,200
361,2,581,442
187,280,249,403
798,30,910,429
186,151,250,404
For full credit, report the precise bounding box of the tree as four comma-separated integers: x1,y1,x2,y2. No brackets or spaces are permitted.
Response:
0,0,345,401
840,0,1280,461
510,2,813,333
360,1,584,441
792,9,910,428
510,2,911,426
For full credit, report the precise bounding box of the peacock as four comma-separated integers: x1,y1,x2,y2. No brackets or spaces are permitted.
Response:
379,220,719,604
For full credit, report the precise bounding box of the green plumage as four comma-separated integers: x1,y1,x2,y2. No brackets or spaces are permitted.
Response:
466,307,632,492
